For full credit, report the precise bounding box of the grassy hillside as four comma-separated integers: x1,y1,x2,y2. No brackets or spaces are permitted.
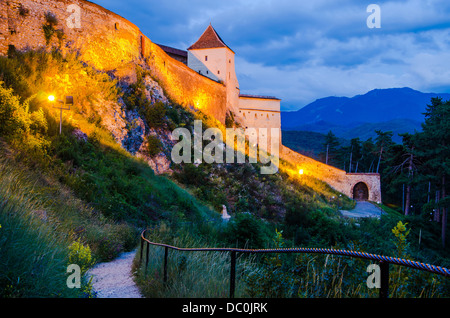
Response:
0,49,449,298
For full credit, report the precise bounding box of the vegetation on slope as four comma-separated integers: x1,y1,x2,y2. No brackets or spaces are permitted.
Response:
0,49,448,298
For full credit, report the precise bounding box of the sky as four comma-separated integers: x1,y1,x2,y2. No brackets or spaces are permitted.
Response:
92,0,450,111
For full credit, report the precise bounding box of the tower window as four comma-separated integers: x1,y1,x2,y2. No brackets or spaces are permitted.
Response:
218,70,220,75
205,56,208,61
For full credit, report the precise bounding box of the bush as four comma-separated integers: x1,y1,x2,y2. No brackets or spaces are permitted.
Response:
225,213,270,249
68,239,95,275
146,134,163,157
143,101,167,128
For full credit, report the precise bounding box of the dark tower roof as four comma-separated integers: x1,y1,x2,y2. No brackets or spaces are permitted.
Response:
188,24,234,53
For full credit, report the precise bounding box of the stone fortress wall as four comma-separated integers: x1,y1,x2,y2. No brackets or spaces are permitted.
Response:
280,146,382,202
0,0,227,123
0,0,382,202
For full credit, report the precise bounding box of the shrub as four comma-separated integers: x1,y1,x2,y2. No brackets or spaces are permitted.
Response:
146,134,163,157
68,239,95,275
143,101,167,128
43,12,58,45
225,213,270,249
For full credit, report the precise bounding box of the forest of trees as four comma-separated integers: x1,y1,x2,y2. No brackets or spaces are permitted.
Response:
320,97,449,248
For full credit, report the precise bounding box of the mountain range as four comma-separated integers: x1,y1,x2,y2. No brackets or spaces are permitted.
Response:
281,87,450,143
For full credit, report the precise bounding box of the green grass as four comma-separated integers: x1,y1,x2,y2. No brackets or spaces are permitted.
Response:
0,156,81,297
1,48,449,298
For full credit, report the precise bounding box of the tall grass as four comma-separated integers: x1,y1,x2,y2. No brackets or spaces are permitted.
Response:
0,156,80,297
134,223,450,298
134,224,258,298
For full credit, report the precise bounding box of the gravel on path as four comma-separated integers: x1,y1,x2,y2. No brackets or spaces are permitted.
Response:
340,201,384,219
87,250,143,298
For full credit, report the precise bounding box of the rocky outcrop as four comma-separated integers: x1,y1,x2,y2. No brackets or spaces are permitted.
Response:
95,76,173,175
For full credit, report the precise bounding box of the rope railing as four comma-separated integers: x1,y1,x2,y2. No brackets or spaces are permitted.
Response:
139,230,450,298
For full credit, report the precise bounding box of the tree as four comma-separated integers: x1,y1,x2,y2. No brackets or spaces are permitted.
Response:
322,131,340,166
414,98,450,248
360,138,377,173
385,133,419,215
374,130,394,174
348,138,362,173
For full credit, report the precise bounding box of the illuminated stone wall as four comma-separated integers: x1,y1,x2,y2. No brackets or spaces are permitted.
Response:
0,0,381,201
280,145,382,202
146,42,227,123
0,0,227,123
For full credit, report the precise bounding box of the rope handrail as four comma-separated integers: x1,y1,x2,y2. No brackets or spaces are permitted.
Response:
139,229,449,298
141,230,450,277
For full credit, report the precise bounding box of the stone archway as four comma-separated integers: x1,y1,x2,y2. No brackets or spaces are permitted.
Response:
353,182,369,201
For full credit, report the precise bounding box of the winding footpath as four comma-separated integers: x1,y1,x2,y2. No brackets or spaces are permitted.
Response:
86,202,381,298
87,250,143,298
340,201,384,219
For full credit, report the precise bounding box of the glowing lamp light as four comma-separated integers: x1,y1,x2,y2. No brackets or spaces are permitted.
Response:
298,169,304,175
48,95,55,102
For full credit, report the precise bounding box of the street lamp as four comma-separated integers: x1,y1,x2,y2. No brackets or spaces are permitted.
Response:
48,95,73,135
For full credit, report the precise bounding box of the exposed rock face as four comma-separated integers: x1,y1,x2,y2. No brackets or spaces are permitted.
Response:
95,76,173,175
72,129,88,143
143,76,168,105
122,109,146,155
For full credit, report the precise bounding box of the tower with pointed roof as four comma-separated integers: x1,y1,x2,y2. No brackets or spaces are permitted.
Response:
187,24,240,115
188,24,282,152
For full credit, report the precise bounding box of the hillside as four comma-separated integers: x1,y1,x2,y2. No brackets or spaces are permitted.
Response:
1,48,449,298
0,0,449,299
0,49,365,297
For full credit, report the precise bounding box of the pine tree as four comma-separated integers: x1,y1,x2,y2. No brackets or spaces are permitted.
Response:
322,130,340,166
415,97,450,248
374,130,394,174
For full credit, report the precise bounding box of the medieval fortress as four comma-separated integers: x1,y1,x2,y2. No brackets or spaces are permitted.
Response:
0,0,381,202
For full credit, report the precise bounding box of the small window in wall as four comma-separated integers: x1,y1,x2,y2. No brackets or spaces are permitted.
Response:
218,70,220,75
115,22,119,30
206,70,209,74
229,59,231,63
205,56,208,61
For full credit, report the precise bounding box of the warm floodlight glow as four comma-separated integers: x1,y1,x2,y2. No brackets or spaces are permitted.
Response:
48,95,55,102
299,169,304,175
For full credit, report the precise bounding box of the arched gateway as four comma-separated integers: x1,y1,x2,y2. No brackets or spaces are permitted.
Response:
353,182,369,201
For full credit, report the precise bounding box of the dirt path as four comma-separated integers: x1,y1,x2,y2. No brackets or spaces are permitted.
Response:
340,201,384,219
87,250,143,298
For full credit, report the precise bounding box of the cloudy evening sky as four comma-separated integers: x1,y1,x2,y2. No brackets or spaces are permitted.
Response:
92,0,450,111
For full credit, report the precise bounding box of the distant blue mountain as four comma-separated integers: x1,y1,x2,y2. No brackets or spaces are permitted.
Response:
281,87,450,142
